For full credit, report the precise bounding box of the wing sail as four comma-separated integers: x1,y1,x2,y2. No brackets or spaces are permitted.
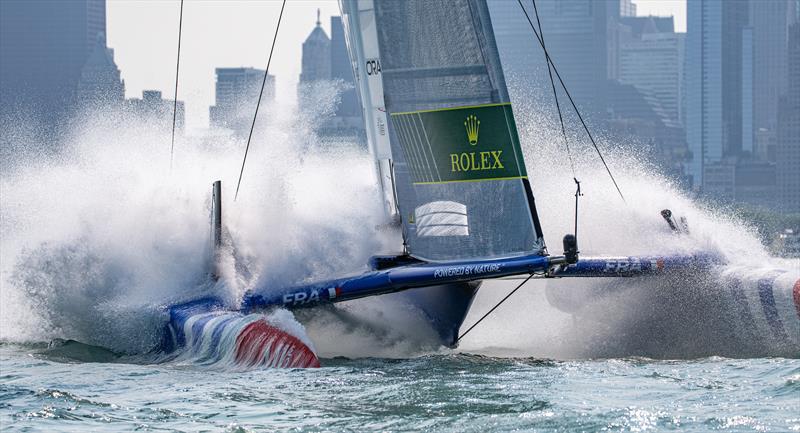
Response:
341,0,546,262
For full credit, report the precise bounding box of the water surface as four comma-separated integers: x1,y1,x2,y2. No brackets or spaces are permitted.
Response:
2,344,798,432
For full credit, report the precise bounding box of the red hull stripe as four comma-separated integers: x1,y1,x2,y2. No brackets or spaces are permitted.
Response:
234,319,320,368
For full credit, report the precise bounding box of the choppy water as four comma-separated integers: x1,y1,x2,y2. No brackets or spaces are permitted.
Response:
3,82,800,432
2,344,798,432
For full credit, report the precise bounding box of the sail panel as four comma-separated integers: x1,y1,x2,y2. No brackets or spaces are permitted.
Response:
390,103,527,184
343,0,546,261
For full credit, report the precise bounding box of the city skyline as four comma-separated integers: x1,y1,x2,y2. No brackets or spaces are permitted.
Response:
4,0,795,212
106,0,686,130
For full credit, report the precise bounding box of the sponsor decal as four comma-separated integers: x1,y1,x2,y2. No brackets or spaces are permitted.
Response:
376,116,386,137
465,114,479,145
390,103,527,184
365,58,382,76
450,150,504,173
282,287,340,306
602,258,649,273
433,263,503,278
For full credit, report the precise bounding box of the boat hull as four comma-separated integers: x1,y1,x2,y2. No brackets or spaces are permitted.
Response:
544,269,800,357
393,281,480,347
159,297,321,368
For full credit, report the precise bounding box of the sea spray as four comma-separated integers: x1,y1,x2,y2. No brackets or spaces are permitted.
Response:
454,83,799,359
1,79,797,360
0,83,388,358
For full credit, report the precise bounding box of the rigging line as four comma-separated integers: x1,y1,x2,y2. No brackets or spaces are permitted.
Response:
234,0,287,201
455,273,535,344
170,0,184,171
515,0,626,203
530,0,575,178
531,0,581,243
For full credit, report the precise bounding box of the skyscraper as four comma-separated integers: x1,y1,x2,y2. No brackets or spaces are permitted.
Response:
619,16,684,128
330,16,361,119
488,0,616,124
126,90,184,133
209,67,274,135
776,23,800,212
685,0,749,189
299,11,331,84
620,0,637,17
76,33,125,110
328,16,364,134
747,0,797,160
0,0,106,134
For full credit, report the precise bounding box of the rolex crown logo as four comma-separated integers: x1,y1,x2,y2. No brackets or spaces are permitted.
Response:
464,114,480,146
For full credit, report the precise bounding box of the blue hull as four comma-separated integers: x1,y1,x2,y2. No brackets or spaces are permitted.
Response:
161,252,729,355
390,281,480,346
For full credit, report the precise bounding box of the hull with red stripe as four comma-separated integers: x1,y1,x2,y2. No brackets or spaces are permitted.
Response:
159,298,320,368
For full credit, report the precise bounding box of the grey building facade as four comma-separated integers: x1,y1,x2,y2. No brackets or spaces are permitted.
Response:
77,33,125,110
210,67,274,135
0,0,106,135
686,0,797,209
330,16,361,120
299,13,364,138
685,0,749,190
299,13,331,84
127,90,184,132
619,16,684,128
777,23,800,213
748,0,797,161
488,0,617,125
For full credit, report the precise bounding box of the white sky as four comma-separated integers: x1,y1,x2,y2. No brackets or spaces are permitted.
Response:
633,0,686,32
107,0,686,129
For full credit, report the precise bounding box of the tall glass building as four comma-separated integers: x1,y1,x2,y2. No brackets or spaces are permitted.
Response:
685,0,748,190
487,0,616,125
0,0,106,135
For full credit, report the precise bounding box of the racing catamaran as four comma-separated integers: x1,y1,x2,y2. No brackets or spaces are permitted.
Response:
159,0,800,367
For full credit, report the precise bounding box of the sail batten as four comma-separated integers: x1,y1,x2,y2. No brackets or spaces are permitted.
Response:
341,0,546,262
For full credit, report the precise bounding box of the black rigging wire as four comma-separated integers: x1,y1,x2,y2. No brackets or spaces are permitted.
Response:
455,273,535,344
234,0,287,201
530,0,583,242
516,0,626,203
170,0,184,170
530,0,575,178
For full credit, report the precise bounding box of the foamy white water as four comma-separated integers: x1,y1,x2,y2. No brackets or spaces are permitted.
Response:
1,82,797,361
0,89,390,357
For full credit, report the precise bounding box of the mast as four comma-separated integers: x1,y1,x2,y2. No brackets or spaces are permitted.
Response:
339,0,398,222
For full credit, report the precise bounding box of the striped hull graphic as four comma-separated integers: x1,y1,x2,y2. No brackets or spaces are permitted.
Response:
715,270,800,352
793,278,800,319
234,318,320,368
544,268,800,356
162,306,320,369
737,273,800,349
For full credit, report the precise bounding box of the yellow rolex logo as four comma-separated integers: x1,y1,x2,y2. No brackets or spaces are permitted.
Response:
464,114,480,146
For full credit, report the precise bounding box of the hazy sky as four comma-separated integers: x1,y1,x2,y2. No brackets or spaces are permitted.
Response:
106,0,686,129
